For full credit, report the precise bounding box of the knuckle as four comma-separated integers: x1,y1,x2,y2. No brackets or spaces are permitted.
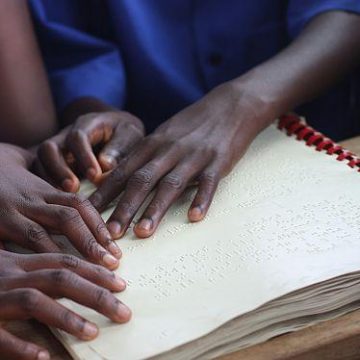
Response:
57,207,80,225
147,199,167,212
67,193,93,210
19,289,41,313
50,269,72,285
90,191,103,209
161,173,184,190
108,167,126,185
60,254,80,269
129,168,154,191
75,113,94,125
94,288,111,306
38,140,57,156
116,200,137,216
83,238,102,258
121,113,145,133
25,225,47,246
69,128,86,143
62,308,81,329
201,172,219,186
145,134,162,147
95,222,107,235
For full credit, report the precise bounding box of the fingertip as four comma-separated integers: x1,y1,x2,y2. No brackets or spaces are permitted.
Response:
103,253,120,270
99,154,117,172
108,241,122,259
86,167,101,183
23,343,49,360
62,178,80,193
81,322,99,340
188,206,204,222
134,219,154,238
107,221,122,239
37,350,50,360
115,303,132,323
114,274,127,291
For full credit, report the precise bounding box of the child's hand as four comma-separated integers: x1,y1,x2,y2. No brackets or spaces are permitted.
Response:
89,82,270,239
34,111,144,192
0,144,121,269
0,250,130,360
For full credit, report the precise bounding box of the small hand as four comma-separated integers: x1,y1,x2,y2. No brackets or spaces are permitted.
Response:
0,144,120,269
0,250,130,360
90,82,269,238
34,111,144,192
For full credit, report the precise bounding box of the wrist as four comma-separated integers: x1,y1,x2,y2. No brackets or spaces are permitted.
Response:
0,143,34,168
223,74,280,132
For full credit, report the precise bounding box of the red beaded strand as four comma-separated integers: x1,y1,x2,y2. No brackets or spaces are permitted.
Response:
278,114,360,171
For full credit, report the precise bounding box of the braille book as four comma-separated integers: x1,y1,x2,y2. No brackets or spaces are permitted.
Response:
53,114,360,360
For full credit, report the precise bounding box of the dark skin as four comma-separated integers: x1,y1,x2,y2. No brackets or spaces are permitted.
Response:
0,4,133,358
0,144,121,269
0,248,131,360
36,11,360,238
0,0,56,147
33,98,145,193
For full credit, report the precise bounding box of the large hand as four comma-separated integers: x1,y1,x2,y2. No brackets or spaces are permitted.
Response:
90,83,270,238
0,250,130,360
0,144,120,269
34,111,144,192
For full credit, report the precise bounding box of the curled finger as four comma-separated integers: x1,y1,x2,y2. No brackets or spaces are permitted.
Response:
37,135,79,193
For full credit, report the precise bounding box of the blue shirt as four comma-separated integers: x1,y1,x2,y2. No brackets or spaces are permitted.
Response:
29,0,360,140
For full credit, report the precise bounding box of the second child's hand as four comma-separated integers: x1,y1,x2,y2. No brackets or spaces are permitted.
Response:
0,144,121,269
0,250,130,360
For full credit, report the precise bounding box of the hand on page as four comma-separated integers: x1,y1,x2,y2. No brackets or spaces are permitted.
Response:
0,144,120,269
90,82,269,238
0,250,130,360
34,111,144,192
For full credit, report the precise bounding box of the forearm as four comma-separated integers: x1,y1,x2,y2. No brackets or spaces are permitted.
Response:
0,0,56,147
231,11,360,127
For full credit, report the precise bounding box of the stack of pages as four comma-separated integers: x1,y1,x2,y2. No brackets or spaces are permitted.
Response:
53,121,360,360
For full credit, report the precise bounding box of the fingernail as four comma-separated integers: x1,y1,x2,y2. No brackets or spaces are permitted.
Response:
108,241,122,258
37,351,50,360
62,178,73,192
87,167,97,181
83,322,98,338
137,218,152,231
116,303,132,322
115,274,127,289
189,206,203,222
107,221,122,237
103,253,119,267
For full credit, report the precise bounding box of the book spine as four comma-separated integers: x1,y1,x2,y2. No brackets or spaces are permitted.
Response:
278,114,360,170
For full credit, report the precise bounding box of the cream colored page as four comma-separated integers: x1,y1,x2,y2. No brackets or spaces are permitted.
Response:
55,125,360,360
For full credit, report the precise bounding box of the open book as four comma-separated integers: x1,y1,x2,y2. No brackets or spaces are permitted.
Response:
53,115,360,360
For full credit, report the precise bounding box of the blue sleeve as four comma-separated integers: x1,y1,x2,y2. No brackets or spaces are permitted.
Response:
287,0,360,39
30,0,126,112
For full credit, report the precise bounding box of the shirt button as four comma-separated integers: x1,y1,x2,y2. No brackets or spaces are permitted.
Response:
208,53,223,67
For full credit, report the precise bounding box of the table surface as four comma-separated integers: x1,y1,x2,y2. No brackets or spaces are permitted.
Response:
4,136,360,360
